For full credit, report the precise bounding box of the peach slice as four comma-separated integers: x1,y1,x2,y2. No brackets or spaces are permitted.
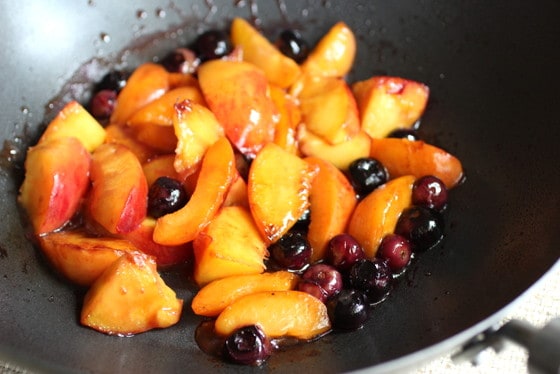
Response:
214,290,331,340
88,143,148,234
39,100,106,152
167,72,198,89
269,84,300,154
369,138,464,189
198,59,277,157
297,126,371,170
19,137,90,235
352,76,429,138
193,206,268,286
132,122,177,153
348,175,415,258
223,172,249,209
298,76,360,144
121,218,192,267
230,17,301,88
127,85,206,127
192,271,298,317
248,143,317,244
153,137,235,245
104,123,160,164
81,252,183,336
301,22,356,78
172,100,224,176
110,63,169,125
38,230,140,286
305,157,357,262
142,154,180,187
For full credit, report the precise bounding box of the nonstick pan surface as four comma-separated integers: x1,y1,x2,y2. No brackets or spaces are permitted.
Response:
0,1,559,373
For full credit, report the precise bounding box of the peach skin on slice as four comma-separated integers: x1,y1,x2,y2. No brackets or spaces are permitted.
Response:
352,76,429,139
88,143,148,234
248,143,318,244
348,175,415,258
38,230,141,286
305,157,357,262
127,85,206,127
18,137,90,235
198,59,276,158
369,138,464,189
81,252,183,336
39,100,106,152
193,206,268,286
297,126,371,170
153,136,235,245
121,218,192,267
230,17,301,88
214,290,331,340
172,100,224,176
301,22,356,78
110,63,169,125
192,271,298,317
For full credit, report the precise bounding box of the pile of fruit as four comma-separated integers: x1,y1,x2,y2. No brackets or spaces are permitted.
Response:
18,18,463,366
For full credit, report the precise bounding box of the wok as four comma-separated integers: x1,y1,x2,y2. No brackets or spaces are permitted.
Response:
0,0,559,373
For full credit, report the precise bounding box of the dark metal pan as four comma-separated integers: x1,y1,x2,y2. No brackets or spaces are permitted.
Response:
0,1,559,373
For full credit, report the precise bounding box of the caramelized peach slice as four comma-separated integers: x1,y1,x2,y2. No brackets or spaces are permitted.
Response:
127,85,206,127
133,122,177,153
192,271,298,317
369,138,464,189
214,290,331,340
298,126,371,170
301,22,356,78
121,218,192,267
142,154,180,187
153,137,235,245
352,76,429,138
230,17,301,88
223,171,249,209
248,143,317,244
172,100,224,176
19,137,90,235
348,175,415,258
81,252,183,336
298,76,359,144
305,157,357,262
104,123,160,164
38,230,140,286
198,60,276,157
110,63,169,125
193,206,268,286
88,143,148,234
167,72,198,89
39,101,106,152
269,84,300,154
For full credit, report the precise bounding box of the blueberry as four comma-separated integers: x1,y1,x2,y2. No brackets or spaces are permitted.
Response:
387,128,419,141
412,175,448,212
326,234,366,272
191,30,233,62
224,325,272,366
377,234,412,273
89,89,117,120
269,231,311,271
347,157,388,197
327,289,370,331
348,259,393,304
147,177,189,218
394,205,444,252
275,29,310,63
160,48,199,74
95,70,129,93
299,264,343,302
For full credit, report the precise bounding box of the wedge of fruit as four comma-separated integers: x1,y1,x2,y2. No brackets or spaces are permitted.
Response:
88,143,148,234
230,17,301,88
142,154,180,187
248,143,317,244
297,76,360,145
297,126,371,170
104,123,160,164
132,121,177,153
126,85,206,127
348,175,415,258
153,136,235,245
269,84,300,154
110,63,169,125
305,157,357,262
352,76,429,138
192,271,298,317
39,100,106,152
172,100,224,176
301,22,356,78
38,230,140,286
198,59,277,157
81,252,183,336
214,290,331,340
193,206,268,286
369,138,464,189
19,137,90,235
121,218,192,267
